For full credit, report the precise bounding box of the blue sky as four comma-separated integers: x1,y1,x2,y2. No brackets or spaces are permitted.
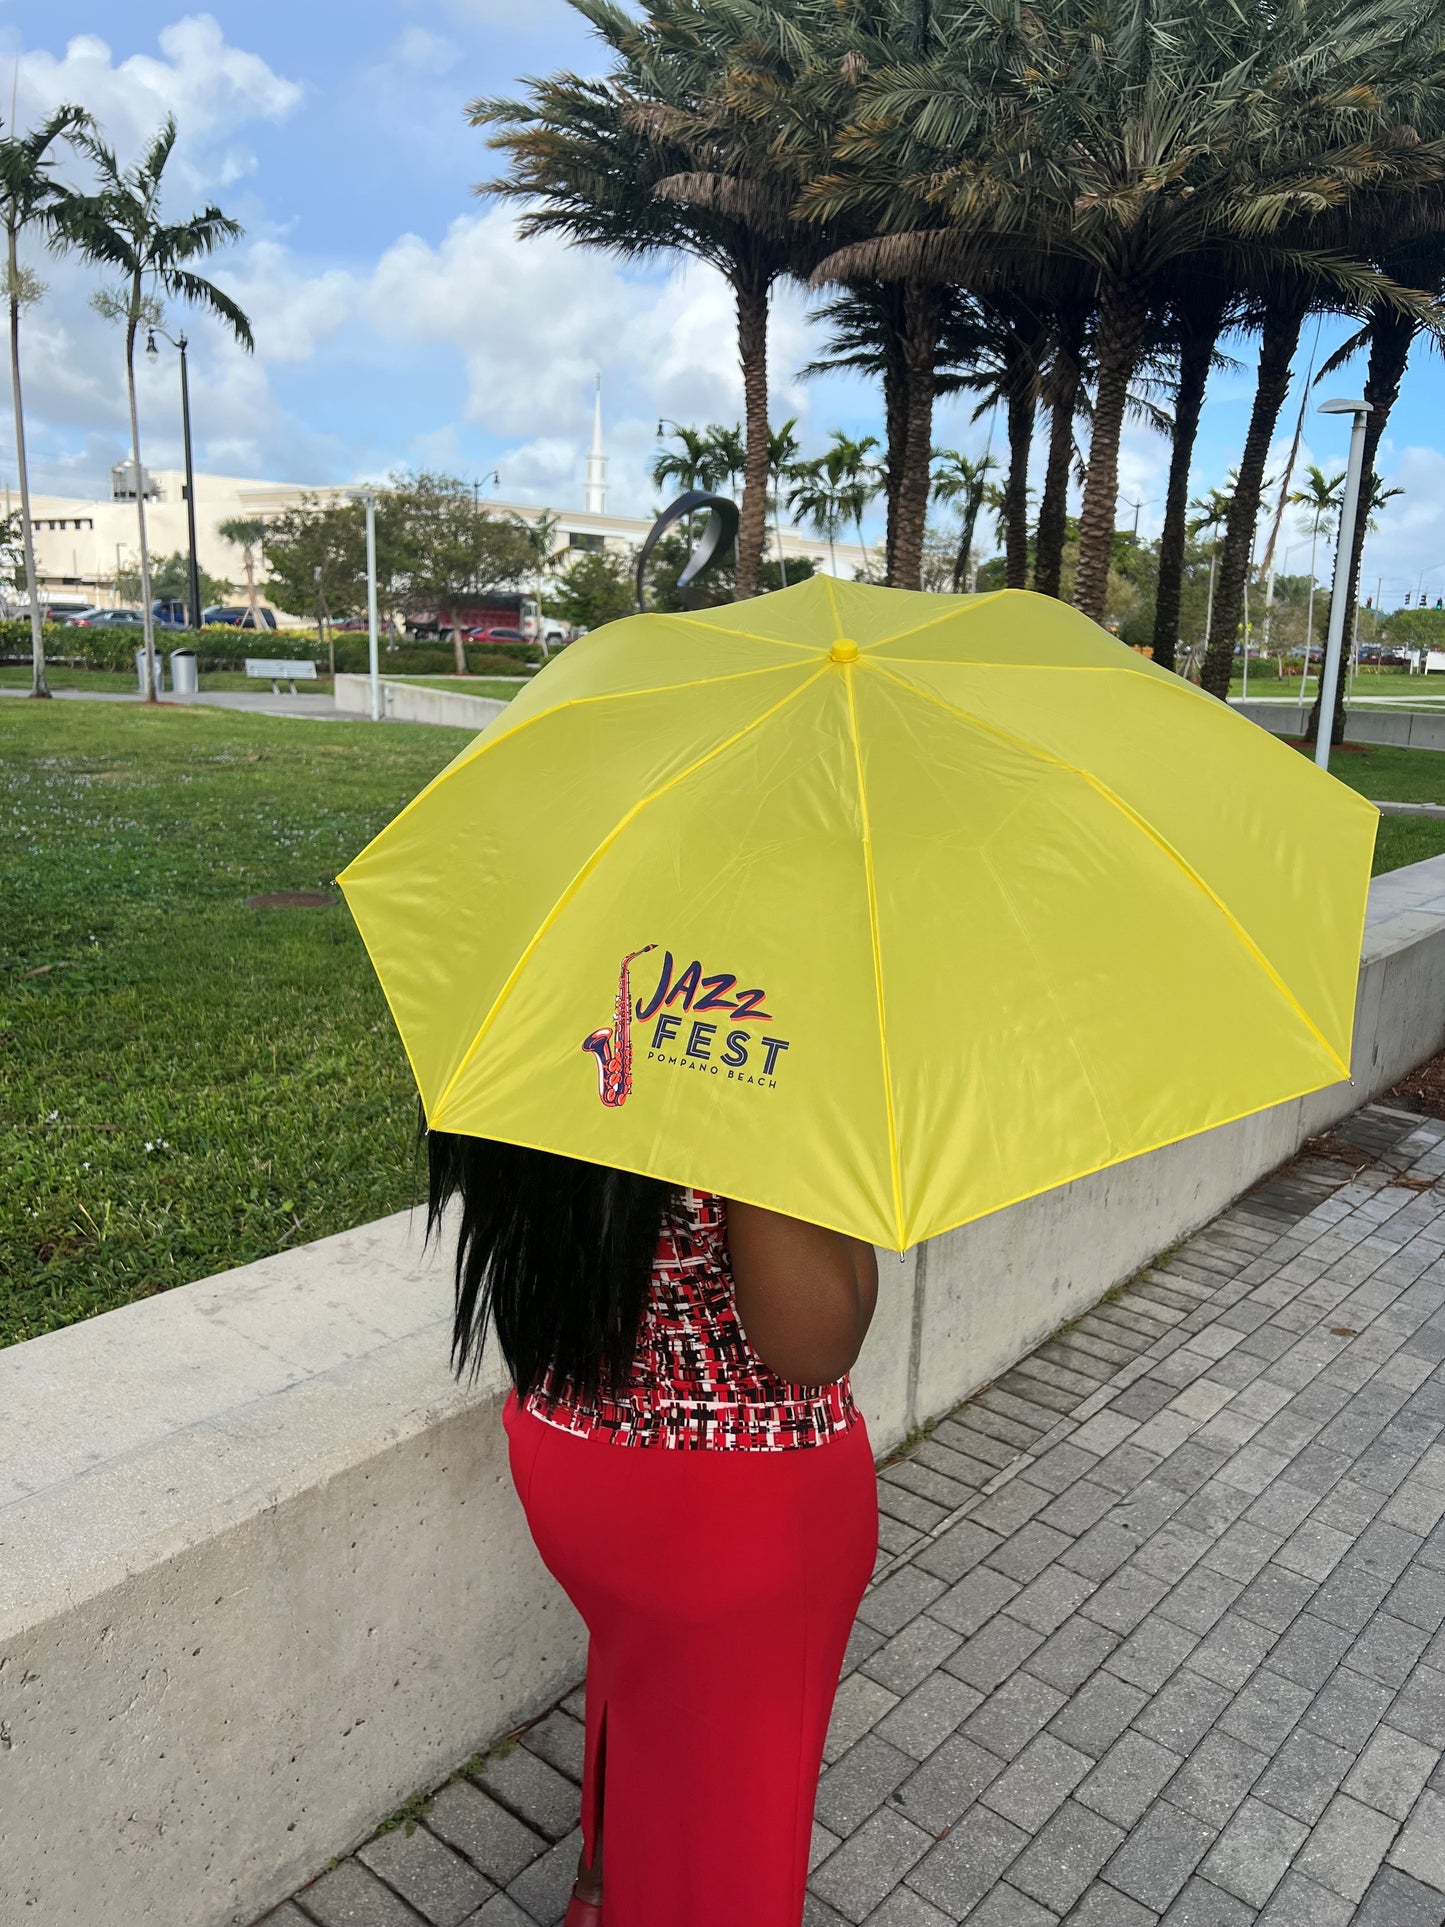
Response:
8,3,1445,596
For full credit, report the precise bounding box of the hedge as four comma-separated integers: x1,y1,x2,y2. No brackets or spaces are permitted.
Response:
2,621,540,678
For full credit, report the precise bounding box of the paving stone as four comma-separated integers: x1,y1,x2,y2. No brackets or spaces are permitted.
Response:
1388,1787,1445,1890
1164,1728,1269,1829
914,1520,1006,1586
904,1805,1029,1918
961,1886,1058,1927
1008,1563,1098,1634
1102,1800,1216,1912
517,1712,585,1786
1379,1661,1445,1746
1253,1872,1355,1927
934,1418,1020,1467
825,1674,904,1763
945,1615,1045,1693
862,1615,964,1695
1038,1478,1121,1539
1198,1796,1309,1909
893,1733,1006,1834
1216,1666,1314,1755
876,1672,983,1761
884,1458,976,1510
1024,1615,1120,1694
1294,1791,1400,1902
1234,1563,1318,1634
1188,1609,1280,1690
1348,1609,1432,1687
1267,1613,1356,1690
504,1826,583,1925
930,1566,1021,1637
1158,1567,1246,1636
1075,1730,1184,1828
858,1567,950,1641
1061,1881,1160,1925
980,1732,1093,1830
425,1784,546,1888
294,1861,426,1927
857,1891,956,1927
1080,1569,1170,1636
988,1522,1075,1586
812,1809,936,1924
845,1617,890,1674
1133,1670,1234,1755
813,1822,841,1872
1158,1875,1255,1925
1047,1670,1149,1758
257,1908,312,1927
963,1673,1067,1761
815,1734,918,1837
358,1828,494,1926
1253,1728,1355,1825
1353,1865,1445,1927
1105,1615,1199,1692
1387,1561,1445,1632
1343,1723,1440,1820
469,1748,578,1844
1005,1799,1126,1913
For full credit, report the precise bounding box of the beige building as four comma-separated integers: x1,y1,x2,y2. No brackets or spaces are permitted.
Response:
20,460,867,618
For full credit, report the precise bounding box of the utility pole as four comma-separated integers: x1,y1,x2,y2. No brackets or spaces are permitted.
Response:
1314,398,1371,773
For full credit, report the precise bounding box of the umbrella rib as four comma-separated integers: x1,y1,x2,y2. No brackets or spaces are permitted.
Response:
869,662,1351,1079
843,665,907,1251
860,591,1007,653
428,666,832,1123
822,573,844,640
341,663,812,867
655,613,818,653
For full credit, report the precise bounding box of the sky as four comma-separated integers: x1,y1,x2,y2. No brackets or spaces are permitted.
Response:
7,2,1445,599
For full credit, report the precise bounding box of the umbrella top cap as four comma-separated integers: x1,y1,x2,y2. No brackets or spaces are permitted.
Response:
829,638,860,664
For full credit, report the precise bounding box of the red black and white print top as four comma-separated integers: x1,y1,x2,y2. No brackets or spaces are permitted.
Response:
521,1190,861,1450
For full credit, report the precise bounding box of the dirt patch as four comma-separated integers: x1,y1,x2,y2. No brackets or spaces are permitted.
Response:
1386,1047,1445,1119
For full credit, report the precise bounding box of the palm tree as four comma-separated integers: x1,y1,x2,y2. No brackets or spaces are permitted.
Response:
1,104,89,698
62,117,251,703
1186,486,1233,676
1150,282,1236,669
1288,465,1346,673
766,416,802,588
217,515,266,622
932,449,998,593
651,424,717,498
788,440,874,580
824,431,883,580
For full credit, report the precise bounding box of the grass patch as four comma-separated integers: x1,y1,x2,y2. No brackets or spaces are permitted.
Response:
0,666,337,695
1272,740,1445,873
0,700,461,1347
391,676,528,699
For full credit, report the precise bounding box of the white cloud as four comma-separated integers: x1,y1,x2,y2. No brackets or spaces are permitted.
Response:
13,16,301,194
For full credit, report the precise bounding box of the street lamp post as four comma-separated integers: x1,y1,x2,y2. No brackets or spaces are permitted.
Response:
146,326,203,629
1314,398,1371,773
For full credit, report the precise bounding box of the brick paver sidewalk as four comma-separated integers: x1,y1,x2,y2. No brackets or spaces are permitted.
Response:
260,1103,1445,1927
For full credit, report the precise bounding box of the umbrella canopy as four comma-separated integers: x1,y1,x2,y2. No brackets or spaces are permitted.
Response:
339,579,1377,1251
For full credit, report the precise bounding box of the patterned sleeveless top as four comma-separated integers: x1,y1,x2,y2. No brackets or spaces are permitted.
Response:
521,1190,860,1450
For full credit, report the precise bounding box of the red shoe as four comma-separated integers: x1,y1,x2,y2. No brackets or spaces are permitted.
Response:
564,1893,603,1927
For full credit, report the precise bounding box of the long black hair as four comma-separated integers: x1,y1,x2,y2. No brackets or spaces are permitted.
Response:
426,1131,677,1399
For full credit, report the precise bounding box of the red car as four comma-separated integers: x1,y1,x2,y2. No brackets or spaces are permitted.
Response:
463,624,527,645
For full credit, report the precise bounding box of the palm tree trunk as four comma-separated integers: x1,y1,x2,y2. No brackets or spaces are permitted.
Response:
1073,274,1146,622
9,225,48,697
452,622,467,675
734,268,771,600
1151,312,1220,672
855,511,872,584
125,301,159,704
1034,308,1085,600
1306,305,1415,747
880,285,908,585
953,489,983,593
1201,302,1304,699
244,547,258,615
1003,344,1036,590
892,280,940,592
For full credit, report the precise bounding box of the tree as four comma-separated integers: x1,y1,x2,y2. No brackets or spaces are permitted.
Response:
399,473,536,672
61,117,251,702
118,549,230,610
932,450,998,593
787,434,880,579
2,103,89,697
217,516,266,619
1288,465,1346,663
550,548,635,631
650,423,720,497
261,496,369,625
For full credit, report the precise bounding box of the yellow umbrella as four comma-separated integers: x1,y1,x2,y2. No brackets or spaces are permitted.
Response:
339,578,1377,1251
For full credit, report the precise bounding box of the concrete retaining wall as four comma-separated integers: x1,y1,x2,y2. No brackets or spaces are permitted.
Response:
6,856,1445,1927
1234,696,1445,751
333,673,510,732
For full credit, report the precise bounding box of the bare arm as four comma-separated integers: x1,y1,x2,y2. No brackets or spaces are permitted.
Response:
725,1200,879,1385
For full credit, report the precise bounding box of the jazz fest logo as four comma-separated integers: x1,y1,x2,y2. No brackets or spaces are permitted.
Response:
582,947,791,1107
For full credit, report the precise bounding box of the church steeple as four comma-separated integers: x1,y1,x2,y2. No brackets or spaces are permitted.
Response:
584,375,608,515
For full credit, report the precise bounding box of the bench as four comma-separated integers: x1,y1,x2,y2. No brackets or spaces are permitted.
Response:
245,658,320,694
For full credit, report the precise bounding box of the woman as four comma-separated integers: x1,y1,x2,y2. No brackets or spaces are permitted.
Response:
429,1137,879,1927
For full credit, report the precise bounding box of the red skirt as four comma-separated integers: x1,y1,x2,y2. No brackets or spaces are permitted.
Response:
503,1391,878,1927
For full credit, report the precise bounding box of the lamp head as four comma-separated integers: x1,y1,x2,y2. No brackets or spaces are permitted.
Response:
1318,397,1370,416
145,330,158,362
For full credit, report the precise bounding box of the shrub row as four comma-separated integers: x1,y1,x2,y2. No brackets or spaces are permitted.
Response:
3,622,540,677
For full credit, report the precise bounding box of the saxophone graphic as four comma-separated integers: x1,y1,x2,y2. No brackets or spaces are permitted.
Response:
582,945,658,1107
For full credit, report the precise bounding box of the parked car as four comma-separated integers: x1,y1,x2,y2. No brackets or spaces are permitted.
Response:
203,605,279,631
463,624,527,644
67,608,146,627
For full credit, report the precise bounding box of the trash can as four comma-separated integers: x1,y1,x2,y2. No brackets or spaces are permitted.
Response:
134,648,165,695
169,648,198,697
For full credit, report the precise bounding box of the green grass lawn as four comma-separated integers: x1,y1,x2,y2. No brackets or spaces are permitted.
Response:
0,666,337,695
392,676,529,699
1227,669,1437,703
0,700,462,1347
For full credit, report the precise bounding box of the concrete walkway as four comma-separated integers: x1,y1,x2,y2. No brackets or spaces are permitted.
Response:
0,685,344,720
259,1102,1445,1927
